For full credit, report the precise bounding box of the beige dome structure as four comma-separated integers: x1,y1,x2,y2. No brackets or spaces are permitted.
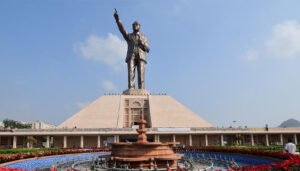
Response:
59,94,212,129
2,93,299,149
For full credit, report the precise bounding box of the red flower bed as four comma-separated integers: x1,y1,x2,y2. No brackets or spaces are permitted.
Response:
1,147,299,171
174,147,300,171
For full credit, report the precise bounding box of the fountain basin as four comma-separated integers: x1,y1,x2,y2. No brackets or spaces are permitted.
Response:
110,142,183,169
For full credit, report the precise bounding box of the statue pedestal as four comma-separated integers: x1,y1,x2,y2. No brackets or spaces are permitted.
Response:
122,89,150,95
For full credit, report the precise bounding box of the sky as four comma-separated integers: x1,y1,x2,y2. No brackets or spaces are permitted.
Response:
1,0,300,127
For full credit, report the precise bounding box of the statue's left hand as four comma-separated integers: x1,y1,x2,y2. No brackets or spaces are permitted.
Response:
139,43,149,53
138,39,149,53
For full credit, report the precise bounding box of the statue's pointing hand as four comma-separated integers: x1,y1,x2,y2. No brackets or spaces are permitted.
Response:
114,9,119,21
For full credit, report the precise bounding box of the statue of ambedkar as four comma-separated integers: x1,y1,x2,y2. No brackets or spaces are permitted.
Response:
114,9,150,90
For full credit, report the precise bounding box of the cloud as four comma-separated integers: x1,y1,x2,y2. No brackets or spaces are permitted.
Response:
75,33,127,71
265,20,300,58
167,0,190,16
244,49,259,61
102,80,117,92
244,20,300,61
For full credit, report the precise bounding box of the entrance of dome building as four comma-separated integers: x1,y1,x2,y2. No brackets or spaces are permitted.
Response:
131,108,142,128
123,98,151,128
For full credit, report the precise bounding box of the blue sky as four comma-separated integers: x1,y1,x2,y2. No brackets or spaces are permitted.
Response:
1,0,300,127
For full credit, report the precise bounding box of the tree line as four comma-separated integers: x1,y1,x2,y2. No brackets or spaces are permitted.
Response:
2,119,31,129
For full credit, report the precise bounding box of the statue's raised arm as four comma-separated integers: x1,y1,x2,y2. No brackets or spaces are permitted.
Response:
114,9,129,41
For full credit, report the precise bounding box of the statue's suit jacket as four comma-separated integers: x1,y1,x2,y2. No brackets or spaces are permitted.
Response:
115,19,149,64
126,32,149,64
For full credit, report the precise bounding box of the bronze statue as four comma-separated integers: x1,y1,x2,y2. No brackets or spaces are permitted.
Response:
114,9,150,89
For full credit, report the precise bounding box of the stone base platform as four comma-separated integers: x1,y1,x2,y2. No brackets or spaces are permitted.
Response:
59,90,213,128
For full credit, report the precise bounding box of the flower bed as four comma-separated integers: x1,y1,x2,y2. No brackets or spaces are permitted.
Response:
0,148,60,156
175,147,300,170
1,147,300,171
0,148,110,165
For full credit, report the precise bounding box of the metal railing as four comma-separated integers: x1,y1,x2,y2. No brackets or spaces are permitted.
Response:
8,127,252,132
3,127,300,134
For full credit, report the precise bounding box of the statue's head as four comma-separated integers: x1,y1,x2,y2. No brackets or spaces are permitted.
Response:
132,21,140,32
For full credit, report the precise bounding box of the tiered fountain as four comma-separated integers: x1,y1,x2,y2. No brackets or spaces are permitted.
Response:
108,113,183,170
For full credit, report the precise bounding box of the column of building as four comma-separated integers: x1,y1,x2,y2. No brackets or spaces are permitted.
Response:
265,134,269,146
63,136,67,148
114,135,119,143
172,134,176,147
188,134,192,146
25,136,29,148
154,135,160,143
280,134,283,145
220,134,224,146
46,136,50,148
251,134,254,146
205,134,208,146
13,136,17,149
97,135,101,148
80,136,84,148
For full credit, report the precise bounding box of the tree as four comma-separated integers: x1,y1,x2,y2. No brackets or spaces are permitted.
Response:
3,119,31,129
26,136,37,148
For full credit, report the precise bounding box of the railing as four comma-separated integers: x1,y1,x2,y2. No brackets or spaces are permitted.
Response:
7,127,250,132
90,154,215,171
11,128,138,132
72,159,95,171
183,152,238,170
2,127,300,134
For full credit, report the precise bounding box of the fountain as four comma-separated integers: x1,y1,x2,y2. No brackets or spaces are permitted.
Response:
107,112,183,170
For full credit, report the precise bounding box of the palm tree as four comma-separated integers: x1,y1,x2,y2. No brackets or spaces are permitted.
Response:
26,136,37,148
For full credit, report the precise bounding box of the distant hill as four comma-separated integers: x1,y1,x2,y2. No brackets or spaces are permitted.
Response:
279,118,300,127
